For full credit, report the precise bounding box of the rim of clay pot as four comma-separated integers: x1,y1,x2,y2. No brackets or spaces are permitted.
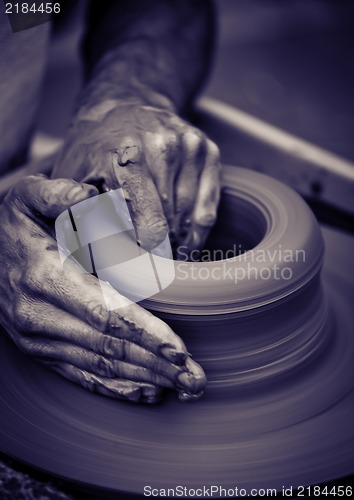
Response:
144,166,324,315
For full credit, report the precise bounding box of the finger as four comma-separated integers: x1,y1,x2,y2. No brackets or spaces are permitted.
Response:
144,130,181,233
10,175,99,219
80,148,121,193
184,140,221,252
183,356,208,395
43,361,163,404
174,129,206,245
25,339,175,389
23,250,189,365
113,139,169,251
17,300,205,393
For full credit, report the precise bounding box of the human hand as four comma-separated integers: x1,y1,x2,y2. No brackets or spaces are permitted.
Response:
0,175,206,403
52,94,221,255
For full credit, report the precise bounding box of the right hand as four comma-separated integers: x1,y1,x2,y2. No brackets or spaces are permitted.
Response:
52,95,221,256
0,175,206,403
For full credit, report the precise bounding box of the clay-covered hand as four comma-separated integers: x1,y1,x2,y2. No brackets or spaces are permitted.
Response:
52,97,221,255
0,176,206,403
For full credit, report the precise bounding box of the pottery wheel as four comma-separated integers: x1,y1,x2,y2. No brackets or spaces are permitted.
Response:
0,167,353,495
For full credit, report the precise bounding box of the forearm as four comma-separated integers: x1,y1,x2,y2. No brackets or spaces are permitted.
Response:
81,0,215,113
52,1,220,248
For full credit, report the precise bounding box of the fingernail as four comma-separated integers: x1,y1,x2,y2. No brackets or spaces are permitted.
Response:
178,364,207,393
160,345,186,365
66,185,85,201
142,384,163,398
142,388,164,404
144,395,163,404
127,387,142,402
117,144,140,166
198,213,217,227
86,186,99,197
176,371,195,391
178,390,204,402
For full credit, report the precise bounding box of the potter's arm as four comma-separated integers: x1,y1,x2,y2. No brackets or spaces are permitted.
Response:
52,0,221,253
81,0,216,113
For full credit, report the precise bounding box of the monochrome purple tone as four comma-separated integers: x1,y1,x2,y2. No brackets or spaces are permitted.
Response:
1,1,353,496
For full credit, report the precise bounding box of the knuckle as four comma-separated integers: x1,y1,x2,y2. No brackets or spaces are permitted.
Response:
86,300,110,331
148,132,165,150
13,175,36,193
146,131,179,165
111,338,127,360
117,136,142,166
14,298,34,331
183,129,203,151
37,185,57,209
98,334,116,358
11,175,45,201
206,139,221,162
22,268,44,292
5,179,31,207
119,135,141,148
79,369,96,392
147,216,169,232
92,352,114,378
150,356,164,375
161,131,178,151
150,372,163,386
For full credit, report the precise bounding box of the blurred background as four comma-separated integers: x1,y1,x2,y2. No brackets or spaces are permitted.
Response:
37,0,354,163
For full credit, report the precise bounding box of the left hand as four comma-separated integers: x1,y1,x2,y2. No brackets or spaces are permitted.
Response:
52,95,221,255
0,175,206,404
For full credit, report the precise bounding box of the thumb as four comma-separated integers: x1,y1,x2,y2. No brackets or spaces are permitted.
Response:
12,175,99,219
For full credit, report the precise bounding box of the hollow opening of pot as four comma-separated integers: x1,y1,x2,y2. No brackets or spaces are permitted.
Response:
199,191,268,262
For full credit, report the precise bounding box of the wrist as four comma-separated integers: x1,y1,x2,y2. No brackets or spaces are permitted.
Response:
75,86,176,127
75,74,177,126
81,38,183,113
